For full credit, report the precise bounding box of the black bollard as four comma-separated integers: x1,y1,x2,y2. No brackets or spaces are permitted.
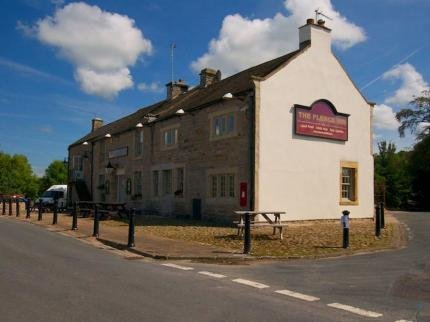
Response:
8,199,12,216
26,199,31,219
243,213,251,254
2,199,5,215
93,204,99,238
52,200,58,225
38,201,43,221
72,201,78,230
375,204,381,237
341,210,350,249
127,208,135,248
380,202,385,229
16,199,20,217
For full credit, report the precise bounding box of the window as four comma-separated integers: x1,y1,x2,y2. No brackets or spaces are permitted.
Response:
134,171,142,198
152,171,159,197
212,112,235,138
135,130,144,157
162,169,173,195
340,161,358,205
162,128,178,147
72,156,83,171
175,168,184,197
99,141,106,163
209,173,236,198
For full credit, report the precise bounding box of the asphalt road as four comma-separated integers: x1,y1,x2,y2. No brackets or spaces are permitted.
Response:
0,212,429,321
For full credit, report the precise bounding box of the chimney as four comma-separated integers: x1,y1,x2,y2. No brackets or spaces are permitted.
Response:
166,79,189,100
199,68,221,87
91,118,103,132
298,18,331,51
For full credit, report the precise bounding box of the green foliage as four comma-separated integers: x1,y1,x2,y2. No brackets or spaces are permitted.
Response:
40,160,68,192
396,90,430,139
374,142,411,209
408,135,430,210
0,151,40,199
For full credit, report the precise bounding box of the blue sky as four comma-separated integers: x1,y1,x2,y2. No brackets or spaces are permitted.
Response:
0,0,429,176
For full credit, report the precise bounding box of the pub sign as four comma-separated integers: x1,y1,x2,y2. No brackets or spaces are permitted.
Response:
294,100,349,141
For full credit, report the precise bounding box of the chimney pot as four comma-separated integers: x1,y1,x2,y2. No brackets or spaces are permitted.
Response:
200,68,221,87
166,80,189,99
306,18,314,25
91,118,103,132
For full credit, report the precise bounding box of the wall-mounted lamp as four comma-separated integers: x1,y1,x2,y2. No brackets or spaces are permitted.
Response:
176,108,185,115
222,92,233,99
82,141,89,145
105,161,115,175
135,122,143,128
104,133,111,138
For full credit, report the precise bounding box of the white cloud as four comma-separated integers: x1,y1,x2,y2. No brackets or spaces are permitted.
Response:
22,2,152,99
137,82,163,93
373,104,400,130
382,63,428,106
191,0,366,76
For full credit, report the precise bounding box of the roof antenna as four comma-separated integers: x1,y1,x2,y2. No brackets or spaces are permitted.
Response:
315,9,333,22
170,43,176,84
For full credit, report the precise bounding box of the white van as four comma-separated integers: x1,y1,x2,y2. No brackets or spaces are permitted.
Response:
39,185,68,209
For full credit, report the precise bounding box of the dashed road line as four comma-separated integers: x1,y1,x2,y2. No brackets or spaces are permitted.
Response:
394,320,413,322
232,278,270,289
327,303,383,318
161,263,194,271
275,289,320,302
198,271,226,278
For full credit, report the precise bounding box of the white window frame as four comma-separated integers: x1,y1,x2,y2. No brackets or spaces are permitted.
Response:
160,124,179,150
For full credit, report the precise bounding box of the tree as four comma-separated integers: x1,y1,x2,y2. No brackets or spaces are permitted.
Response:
374,141,411,209
396,90,430,139
40,160,68,192
408,135,430,210
0,151,40,199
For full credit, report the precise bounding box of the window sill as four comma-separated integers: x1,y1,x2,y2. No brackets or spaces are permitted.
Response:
339,200,359,206
209,132,237,142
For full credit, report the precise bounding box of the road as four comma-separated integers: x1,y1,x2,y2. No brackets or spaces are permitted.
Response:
0,212,429,321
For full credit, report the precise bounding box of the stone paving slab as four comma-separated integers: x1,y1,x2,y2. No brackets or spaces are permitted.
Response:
4,211,247,260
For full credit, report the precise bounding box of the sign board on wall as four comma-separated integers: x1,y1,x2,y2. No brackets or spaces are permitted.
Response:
294,100,349,141
108,147,128,159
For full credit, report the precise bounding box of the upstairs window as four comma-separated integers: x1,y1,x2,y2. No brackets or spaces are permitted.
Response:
135,130,144,157
162,127,178,148
213,113,235,137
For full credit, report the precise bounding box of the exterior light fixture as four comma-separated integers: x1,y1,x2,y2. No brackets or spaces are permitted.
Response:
104,133,111,138
223,92,233,99
176,109,185,115
105,161,115,175
82,141,89,145
135,122,143,128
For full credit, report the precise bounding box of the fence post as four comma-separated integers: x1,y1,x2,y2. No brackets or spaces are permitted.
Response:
38,201,43,221
8,199,12,216
2,199,5,215
127,208,135,248
375,204,381,237
380,202,385,229
72,201,78,230
52,199,58,225
26,199,31,219
92,204,99,238
243,212,251,254
16,199,20,217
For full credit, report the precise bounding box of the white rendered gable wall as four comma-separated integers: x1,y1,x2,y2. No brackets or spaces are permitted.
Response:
257,26,373,220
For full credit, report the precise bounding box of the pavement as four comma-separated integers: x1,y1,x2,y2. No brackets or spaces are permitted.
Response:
4,207,247,260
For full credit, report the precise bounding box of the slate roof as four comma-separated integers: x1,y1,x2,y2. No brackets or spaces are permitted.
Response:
69,47,305,148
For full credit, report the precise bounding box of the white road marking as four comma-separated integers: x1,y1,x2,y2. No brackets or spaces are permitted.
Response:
327,303,383,318
394,320,413,322
198,271,226,278
232,278,269,289
161,263,194,271
275,289,320,302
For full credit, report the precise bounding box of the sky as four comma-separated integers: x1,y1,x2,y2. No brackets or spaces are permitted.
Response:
0,0,429,176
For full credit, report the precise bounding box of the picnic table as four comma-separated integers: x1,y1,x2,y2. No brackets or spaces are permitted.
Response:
234,210,287,240
76,201,127,219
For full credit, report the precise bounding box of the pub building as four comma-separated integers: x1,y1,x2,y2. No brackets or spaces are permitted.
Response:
68,19,374,221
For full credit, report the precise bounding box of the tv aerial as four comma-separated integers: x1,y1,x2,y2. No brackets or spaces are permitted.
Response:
315,9,333,23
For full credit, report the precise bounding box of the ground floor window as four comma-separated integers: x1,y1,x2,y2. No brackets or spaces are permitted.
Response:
152,170,159,197
162,169,172,195
340,161,358,205
134,171,142,199
209,173,235,198
175,168,184,197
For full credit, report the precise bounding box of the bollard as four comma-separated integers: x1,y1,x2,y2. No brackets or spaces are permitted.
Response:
72,201,78,230
2,199,5,215
16,199,20,217
38,201,43,221
93,204,99,238
380,202,385,229
341,210,350,248
26,199,31,219
375,204,381,237
127,208,135,248
243,212,251,254
9,199,12,216
52,199,58,225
